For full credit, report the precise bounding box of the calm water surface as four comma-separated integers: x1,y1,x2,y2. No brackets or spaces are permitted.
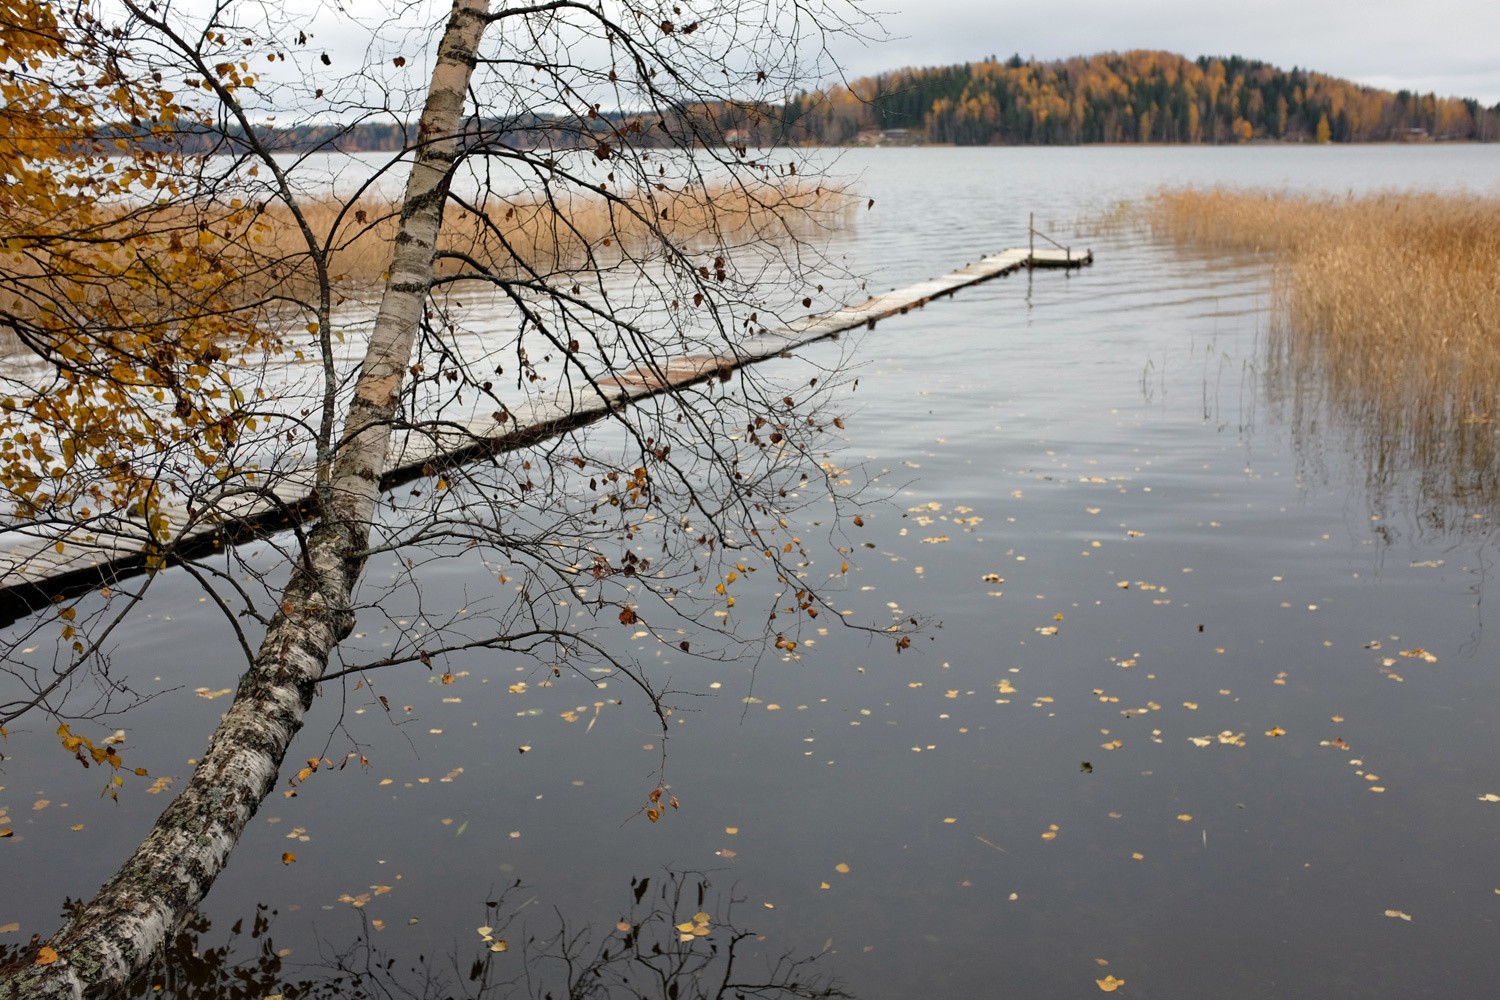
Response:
5,145,1500,998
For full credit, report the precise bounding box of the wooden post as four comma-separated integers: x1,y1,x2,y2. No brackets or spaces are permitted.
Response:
1029,211,1034,262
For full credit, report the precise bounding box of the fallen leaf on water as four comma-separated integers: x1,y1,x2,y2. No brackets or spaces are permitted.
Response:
1477,794,1500,802
195,688,232,699
1383,909,1412,922
1096,974,1125,992
1399,648,1437,662
0,923,19,934
1176,814,1193,822
282,852,295,865
1265,727,1286,737
834,862,851,874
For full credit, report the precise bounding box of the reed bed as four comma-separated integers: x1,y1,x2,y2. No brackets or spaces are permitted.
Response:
1147,188,1500,526
0,182,852,358
262,181,853,298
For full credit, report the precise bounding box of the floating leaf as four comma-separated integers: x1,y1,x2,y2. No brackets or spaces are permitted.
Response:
1096,975,1125,992
1383,909,1412,922
281,852,296,865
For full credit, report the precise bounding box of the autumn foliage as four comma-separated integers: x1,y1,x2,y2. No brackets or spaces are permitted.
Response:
786,51,1500,145
0,2,286,533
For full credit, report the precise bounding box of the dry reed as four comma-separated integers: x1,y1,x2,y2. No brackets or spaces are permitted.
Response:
1147,188,1500,526
0,182,852,356
267,181,853,298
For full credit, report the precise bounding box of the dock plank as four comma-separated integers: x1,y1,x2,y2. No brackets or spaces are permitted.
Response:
0,247,1090,608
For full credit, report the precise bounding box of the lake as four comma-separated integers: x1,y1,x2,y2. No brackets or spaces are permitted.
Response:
4,144,1500,998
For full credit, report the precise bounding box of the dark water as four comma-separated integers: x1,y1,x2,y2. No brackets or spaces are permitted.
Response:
5,146,1500,998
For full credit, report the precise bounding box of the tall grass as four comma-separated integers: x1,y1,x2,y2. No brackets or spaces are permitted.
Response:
264,182,852,297
1147,188,1500,528
0,182,852,357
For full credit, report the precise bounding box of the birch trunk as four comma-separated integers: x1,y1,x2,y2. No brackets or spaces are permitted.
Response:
0,2,490,996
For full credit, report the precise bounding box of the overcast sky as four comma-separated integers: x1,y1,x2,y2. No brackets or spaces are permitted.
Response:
827,0,1500,105
209,1,1500,111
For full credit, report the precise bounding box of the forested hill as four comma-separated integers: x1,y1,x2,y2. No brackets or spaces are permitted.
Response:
783,51,1500,144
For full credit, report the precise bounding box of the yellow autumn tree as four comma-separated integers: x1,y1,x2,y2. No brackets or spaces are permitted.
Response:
0,0,305,561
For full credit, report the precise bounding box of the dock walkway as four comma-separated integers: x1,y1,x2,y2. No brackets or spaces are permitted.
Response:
0,247,1090,611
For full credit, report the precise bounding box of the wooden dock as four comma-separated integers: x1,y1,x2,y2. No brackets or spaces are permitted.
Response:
0,247,1090,615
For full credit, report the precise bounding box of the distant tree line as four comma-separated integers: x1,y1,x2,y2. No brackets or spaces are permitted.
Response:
107,102,789,156
113,51,1499,154
782,51,1500,145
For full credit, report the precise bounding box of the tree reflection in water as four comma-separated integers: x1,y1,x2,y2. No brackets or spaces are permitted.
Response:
1,871,849,1000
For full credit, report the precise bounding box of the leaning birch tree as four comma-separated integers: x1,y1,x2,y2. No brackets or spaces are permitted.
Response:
1,0,880,995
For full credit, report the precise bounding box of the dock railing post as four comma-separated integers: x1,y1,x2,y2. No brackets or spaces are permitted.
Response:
1029,211,1034,263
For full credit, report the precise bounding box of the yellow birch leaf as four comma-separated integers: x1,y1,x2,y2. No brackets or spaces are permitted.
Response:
36,946,59,966
1096,975,1125,992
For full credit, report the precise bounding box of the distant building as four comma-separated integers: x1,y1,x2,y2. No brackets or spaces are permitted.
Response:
855,128,920,147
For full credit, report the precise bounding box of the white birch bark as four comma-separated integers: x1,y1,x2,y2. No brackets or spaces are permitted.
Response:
0,2,491,996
